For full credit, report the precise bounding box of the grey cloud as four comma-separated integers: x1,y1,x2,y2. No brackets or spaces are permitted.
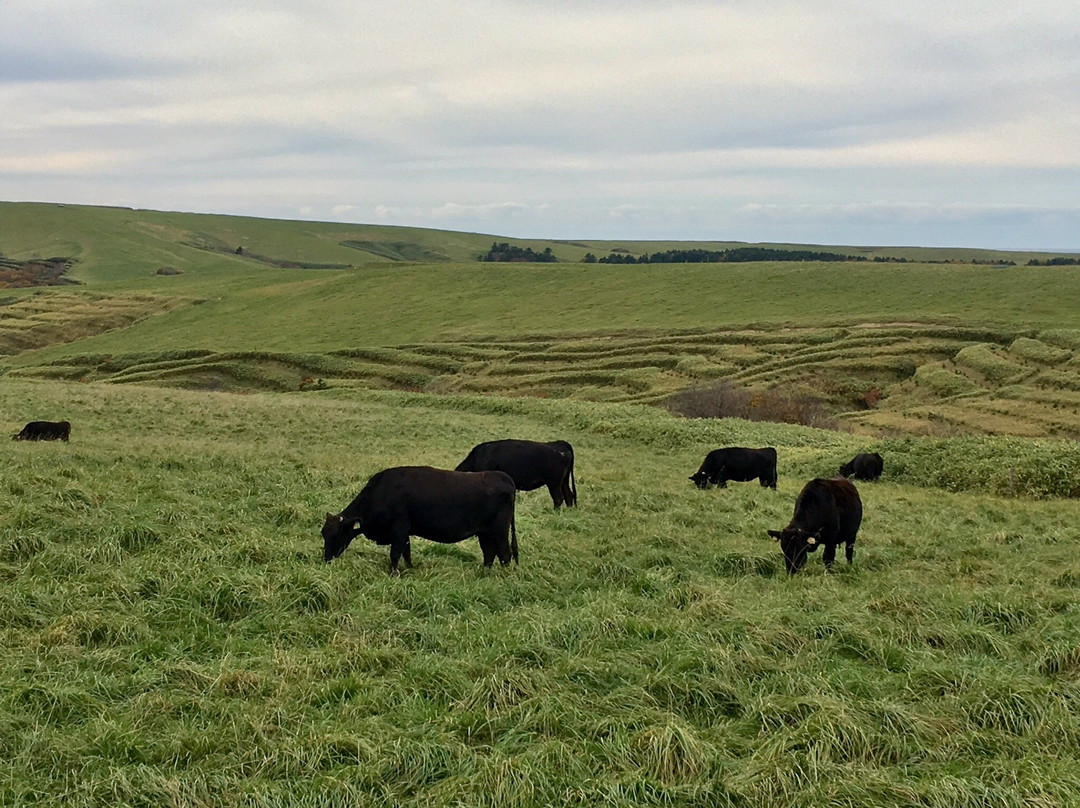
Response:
2,0,1080,249
0,48,175,83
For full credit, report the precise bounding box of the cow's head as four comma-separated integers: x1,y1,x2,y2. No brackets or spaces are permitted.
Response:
689,471,709,490
767,527,822,575
322,512,358,562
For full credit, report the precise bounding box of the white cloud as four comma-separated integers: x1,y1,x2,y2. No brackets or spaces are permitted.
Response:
1,1,1079,248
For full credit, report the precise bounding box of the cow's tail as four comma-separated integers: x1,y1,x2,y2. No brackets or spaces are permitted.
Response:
562,442,577,506
510,511,519,564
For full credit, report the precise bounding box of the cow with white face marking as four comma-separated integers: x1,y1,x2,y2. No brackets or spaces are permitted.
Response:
767,477,862,575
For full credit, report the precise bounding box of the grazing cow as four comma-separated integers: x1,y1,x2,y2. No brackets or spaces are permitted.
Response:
690,447,777,490
839,452,884,481
12,420,70,442
322,466,518,573
767,477,863,575
455,439,577,508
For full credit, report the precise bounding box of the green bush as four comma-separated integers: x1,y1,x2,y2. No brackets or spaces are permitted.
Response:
1039,329,1080,350
1009,338,1072,365
953,344,1029,384
913,364,980,397
881,435,1080,498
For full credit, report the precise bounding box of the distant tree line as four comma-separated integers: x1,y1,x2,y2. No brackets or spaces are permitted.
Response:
873,256,1017,266
593,247,865,264
1027,257,1080,266
482,242,557,262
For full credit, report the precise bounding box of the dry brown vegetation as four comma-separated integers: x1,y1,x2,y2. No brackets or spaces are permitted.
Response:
0,293,190,356
0,256,77,288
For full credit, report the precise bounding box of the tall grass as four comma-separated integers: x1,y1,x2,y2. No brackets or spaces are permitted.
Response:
3,378,1080,806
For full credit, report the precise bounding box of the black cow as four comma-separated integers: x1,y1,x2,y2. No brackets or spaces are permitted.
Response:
839,452,883,481
767,477,863,575
456,439,577,508
690,447,777,490
322,466,518,573
12,420,70,442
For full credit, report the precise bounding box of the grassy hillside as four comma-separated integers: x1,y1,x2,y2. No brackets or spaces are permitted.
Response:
2,201,1069,285
5,262,1080,437
3,378,1080,807
4,200,1080,440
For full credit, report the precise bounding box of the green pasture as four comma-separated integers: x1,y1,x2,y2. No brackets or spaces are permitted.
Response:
6,262,1080,359
2,378,1080,807
5,201,1080,440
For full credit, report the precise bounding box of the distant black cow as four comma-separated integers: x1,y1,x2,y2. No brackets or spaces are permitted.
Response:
456,439,577,508
767,477,863,575
12,420,70,442
322,466,518,573
690,446,777,490
839,452,883,481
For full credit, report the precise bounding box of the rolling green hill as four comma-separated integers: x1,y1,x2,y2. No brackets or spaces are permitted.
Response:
3,200,1080,439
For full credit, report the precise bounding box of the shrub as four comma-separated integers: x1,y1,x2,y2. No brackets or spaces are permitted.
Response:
1009,337,1072,365
880,435,1080,498
665,380,836,429
954,344,1028,384
914,364,980,397
1039,329,1080,350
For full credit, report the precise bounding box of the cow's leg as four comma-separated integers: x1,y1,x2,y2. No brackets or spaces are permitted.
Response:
387,523,411,574
478,535,498,567
389,541,406,574
493,530,513,566
402,539,413,569
714,476,727,489
846,541,855,564
547,483,564,509
822,543,837,570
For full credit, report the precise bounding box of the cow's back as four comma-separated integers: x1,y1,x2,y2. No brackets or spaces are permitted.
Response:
358,466,515,542
714,446,776,479
857,452,883,480
794,477,861,542
455,439,566,491
13,420,70,441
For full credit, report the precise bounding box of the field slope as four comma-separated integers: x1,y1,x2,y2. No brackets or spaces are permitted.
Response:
3,378,1080,807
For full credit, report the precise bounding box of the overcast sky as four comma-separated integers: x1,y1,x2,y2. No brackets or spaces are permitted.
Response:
3,0,1079,249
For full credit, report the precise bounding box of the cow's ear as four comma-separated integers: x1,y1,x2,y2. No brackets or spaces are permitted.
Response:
767,529,781,540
